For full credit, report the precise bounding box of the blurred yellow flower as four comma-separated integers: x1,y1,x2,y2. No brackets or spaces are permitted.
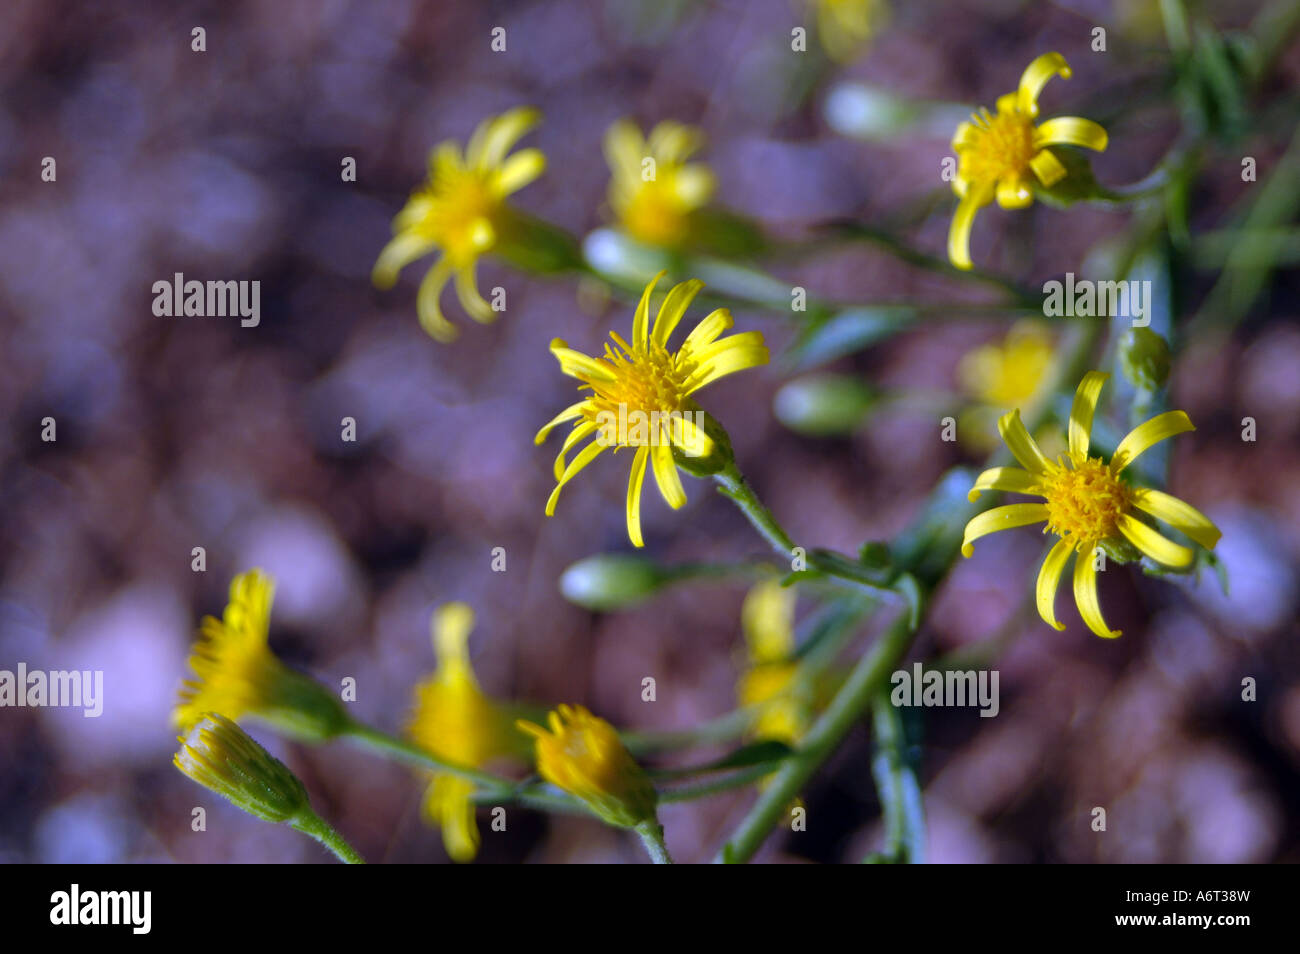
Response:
517,704,658,828
811,0,887,62
736,579,809,745
949,53,1108,270
373,106,546,341
958,322,1055,410
176,570,348,741
536,271,768,547
604,119,714,247
174,713,311,825
963,372,1221,638
407,603,515,863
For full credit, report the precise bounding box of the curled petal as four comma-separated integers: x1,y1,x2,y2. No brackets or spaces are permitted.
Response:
651,279,705,348
549,339,617,382
1028,148,1067,187
1112,410,1194,472
1036,538,1076,631
535,402,587,445
1035,117,1108,152
967,466,1043,502
417,258,458,342
1068,371,1109,458
996,176,1033,209
948,183,993,270
1117,514,1194,568
372,232,437,289
1072,555,1121,638
682,308,734,352
472,106,541,169
961,503,1049,557
625,445,651,548
455,267,495,324
544,440,606,516
495,147,546,195
1018,52,1071,117
1131,488,1221,550
997,408,1051,474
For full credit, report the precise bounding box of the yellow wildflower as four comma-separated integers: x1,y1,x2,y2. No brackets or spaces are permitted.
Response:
175,569,348,741
811,0,887,62
736,579,809,745
958,321,1055,410
536,271,769,547
962,372,1221,638
517,704,658,828
949,53,1108,270
372,106,546,341
604,119,714,248
407,603,515,863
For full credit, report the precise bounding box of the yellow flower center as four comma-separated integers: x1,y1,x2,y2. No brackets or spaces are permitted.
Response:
1042,455,1131,548
622,181,689,247
584,334,697,439
417,169,498,265
959,107,1037,186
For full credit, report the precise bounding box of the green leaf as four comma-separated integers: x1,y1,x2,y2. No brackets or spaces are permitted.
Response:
1034,147,1104,209
785,306,913,370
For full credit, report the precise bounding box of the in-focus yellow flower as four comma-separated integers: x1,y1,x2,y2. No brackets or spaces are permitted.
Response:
736,579,809,745
958,321,1055,410
174,713,311,824
536,271,769,547
176,570,348,740
604,120,714,248
810,0,887,62
962,372,1221,638
948,53,1108,270
407,603,515,863
517,704,658,828
373,106,546,341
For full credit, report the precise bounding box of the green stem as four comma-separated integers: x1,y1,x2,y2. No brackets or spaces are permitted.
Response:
659,764,782,802
716,610,921,863
867,687,926,864
634,819,675,864
713,463,798,557
291,811,366,864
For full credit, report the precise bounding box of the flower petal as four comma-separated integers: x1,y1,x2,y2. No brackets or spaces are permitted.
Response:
372,232,437,288
682,308,734,351
670,413,715,459
948,183,993,270
1117,514,1194,568
1035,117,1108,152
549,339,617,382
672,165,715,206
632,271,665,351
455,267,495,324
960,503,1049,557
1073,555,1121,638
651,278,705,348
684,339,769,392
494,147,546,195
1018,52,1071,117
650,442,687,510
1112,410,1194,472
1068,371,1109,458
474,106,541,169
997,408,1051,474
952,120,980,151
996,176,1033,209
544,439,606,515
647,120,702,164
967,466,1043,502
554,419,600,480
417,258,458,342
603,119,646,181
534,401,587,444
626,445,650,548
1036,538,1075,631
1028,148,1067,187
1131,488,1221,550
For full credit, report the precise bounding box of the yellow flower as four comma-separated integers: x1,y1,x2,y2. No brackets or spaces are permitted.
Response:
948,53,1108,270
736,579,809,745
811,0,887,62
958,321,1055,410
175,570,348,740
604,119,714,248
535,271,769,547
407,603,514,863
962,372,1221,638
517,704,658,828
372,106,546,341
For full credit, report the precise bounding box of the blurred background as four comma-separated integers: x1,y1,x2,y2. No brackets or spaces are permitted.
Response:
1,0,1298,863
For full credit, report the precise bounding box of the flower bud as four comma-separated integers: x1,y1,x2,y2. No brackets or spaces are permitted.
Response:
1119,327,1171,391
560,555,666,611
774,374,875,436
173,713,311,824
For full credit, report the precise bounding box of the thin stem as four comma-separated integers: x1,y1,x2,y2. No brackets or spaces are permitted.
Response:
291,811,366,864
716,610,920,863
634,820,675,864
659,764,781,802
713,463,798,557
867,687,926,864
